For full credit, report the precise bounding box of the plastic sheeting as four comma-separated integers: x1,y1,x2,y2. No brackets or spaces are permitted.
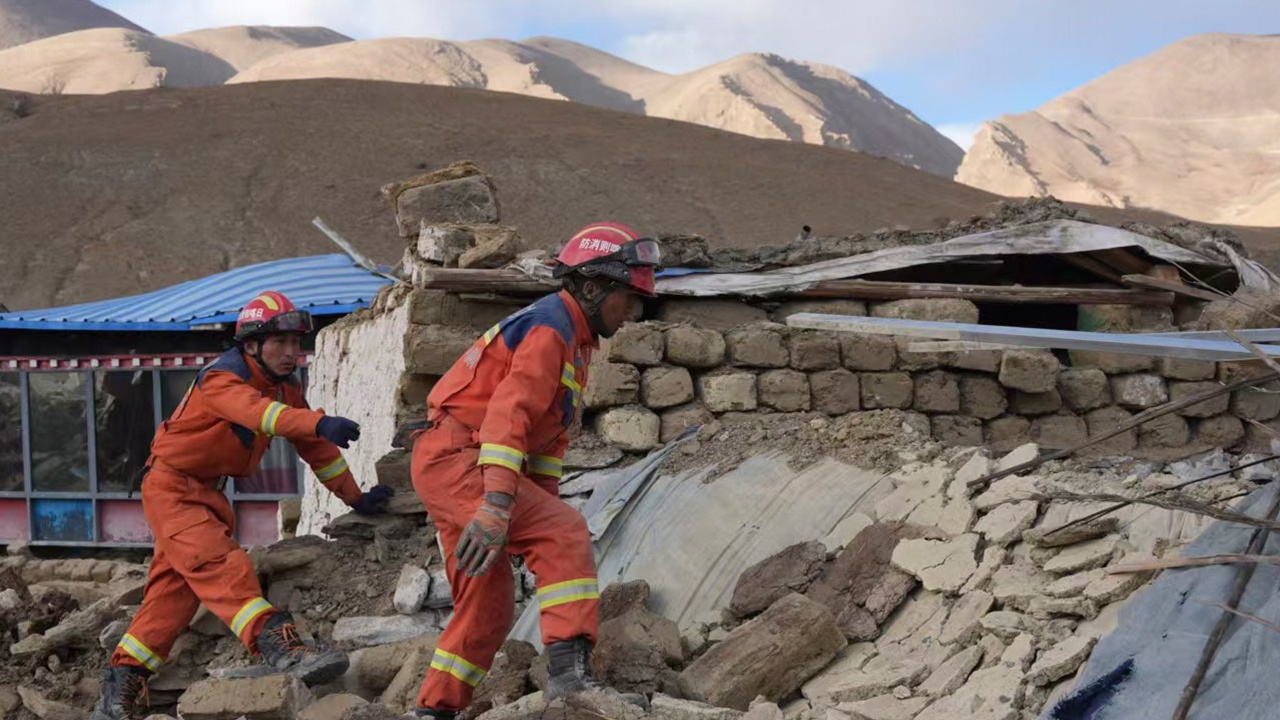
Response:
1044,484,1280,720
509,441,895,648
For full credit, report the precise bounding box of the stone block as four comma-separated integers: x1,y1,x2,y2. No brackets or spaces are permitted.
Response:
1193,415,1245,449
298,693,368,720
1026,635,1095,687
699,373,759,413
331,614,446,647
658,299,770,331
773,300,867,322
415,223,472,266
726,327,790,368
998,351,1061,393
959,375,1007,420
393,565,432,615
946,349,1001,374
789,332,841,371
660,404,715,443
1159,357,1216,381
805,523,928,641
931,416,982,447
395,175,499,236
594,607,684,694
811,369,861,415
912,371,960,413
642,367,696,409
1170,381,1231,418
1043,536,1119,575
608,324,666,366
891,534,980,595
1232,383,1280,421
1138,413,1190,448
666,326,727,368
457,226,522,269
841,694,930,719
1083,407,1137,455
682,594,846,710
893,336,943,371
1058,368,1111,412
974,501,1039,546
938,589,993,646
1069,349,1155,373
354,635,439,693
870,299,979,324
1031,415,1089,450
758,370,812,412
405,324,480,375
859,373,913,410
595,406,662,452
177,675,312,720
839,334,897,372
650,695,745,720
918,645,983,698
985,416,1032,452
731,541,828,618
1110,374,1169,409
1010,389,1063,416
584,362,640,410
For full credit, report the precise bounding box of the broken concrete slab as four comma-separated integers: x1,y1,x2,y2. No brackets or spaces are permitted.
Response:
815,654,931,704
972,475,1038,512
1027,596,1099,621
1001,634,1038,673
822,513,875,553
682,593,846,710
732,541,828,618
837,693,929,720
806,523,926,641
1044,569,1107,599
1083,565,1152,605
990,562,1056,612
16,685,80,720
1026,635,1095,687
1041,536,1120,575
297,692,367,720
177,674,313,720
331,613,447,647
959,546,1007,595
354,635,439,693
890,534,979,595
917,644,983,697
1022,516,1119,549
650,693,745,720
979,612,1036,643
9,596,125,657
937,589,993,646
913,665,1024,720
972,501,1038,546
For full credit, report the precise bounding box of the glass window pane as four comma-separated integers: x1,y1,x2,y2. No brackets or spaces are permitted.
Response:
31,498,93,541
160,370,198,420
29,372,89,492
235,440,300,495
0,373,21,492
95,371,155,493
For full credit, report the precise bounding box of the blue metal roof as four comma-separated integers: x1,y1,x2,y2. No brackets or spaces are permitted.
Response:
0,254,395,331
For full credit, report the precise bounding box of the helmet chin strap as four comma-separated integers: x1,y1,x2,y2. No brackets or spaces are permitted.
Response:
571,279,621,339
246,341,292,383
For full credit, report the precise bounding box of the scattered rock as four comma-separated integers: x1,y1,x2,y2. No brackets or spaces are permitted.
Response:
914,665,1024,720
177,674,313,720
838,693,929,720
354,635,439,693
732,541,828,618
458,226,522,269
1023,516,1119,548
393,565,432,615
1027,596,1098,620
469,640,538,716
972,501,1038,546
650,694,745,720
17,685,80,720
1026,635,1096,686
594,607,684,694
917,645,983,697
10,596,125,658
937,590,993,646
979,611,1034,642
331,614,446,647
807,523,925,641
1044,569,1107,599
1041,537,1120,575
600,579,652,622
1001,633,1038,672
298,693,368,720
972,475,1037,512
891,534,979,595
804,654,930,704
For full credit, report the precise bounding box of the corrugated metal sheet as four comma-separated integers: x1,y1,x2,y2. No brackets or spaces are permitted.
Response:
0,254,394,331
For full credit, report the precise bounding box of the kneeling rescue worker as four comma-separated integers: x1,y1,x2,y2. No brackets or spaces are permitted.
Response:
408,222,660,717
93,291,394,720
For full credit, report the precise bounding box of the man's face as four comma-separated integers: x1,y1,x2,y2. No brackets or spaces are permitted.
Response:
249,333,302,377
597,287,643,337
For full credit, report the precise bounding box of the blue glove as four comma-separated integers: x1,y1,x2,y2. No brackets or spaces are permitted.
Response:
352,485,394,515
316,416,361,448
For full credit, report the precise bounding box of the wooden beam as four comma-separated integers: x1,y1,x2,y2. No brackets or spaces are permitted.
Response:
1122,274,1226,303
798,279,1175,306
1056,253,1126,284
1090,247,1153,275
783,314,1280,362
415,268,558,294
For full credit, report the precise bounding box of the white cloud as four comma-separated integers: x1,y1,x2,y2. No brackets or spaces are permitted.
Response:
936,122,986,151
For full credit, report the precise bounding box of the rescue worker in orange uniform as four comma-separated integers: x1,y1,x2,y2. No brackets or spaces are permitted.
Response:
408,222,660,717
93,291,394,720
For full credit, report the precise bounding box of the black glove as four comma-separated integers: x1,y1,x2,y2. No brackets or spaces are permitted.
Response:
352,485,394,515
316,416,361,448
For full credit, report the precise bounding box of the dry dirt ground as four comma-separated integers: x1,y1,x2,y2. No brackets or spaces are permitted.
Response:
1,79,1274,312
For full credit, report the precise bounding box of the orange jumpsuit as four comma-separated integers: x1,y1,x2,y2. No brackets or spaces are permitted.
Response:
111,348,361,673
413,290,600,710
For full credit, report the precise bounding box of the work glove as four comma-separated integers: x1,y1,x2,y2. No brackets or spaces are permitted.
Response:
316,416,361,448
351,485,394,515
456,492,514,578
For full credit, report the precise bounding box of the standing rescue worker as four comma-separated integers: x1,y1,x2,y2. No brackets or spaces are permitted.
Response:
409,222,660,717
93,291,394,720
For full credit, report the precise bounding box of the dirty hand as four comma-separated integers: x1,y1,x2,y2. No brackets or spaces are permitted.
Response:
351,485,394,515
316,416,361,448
455,492,514,577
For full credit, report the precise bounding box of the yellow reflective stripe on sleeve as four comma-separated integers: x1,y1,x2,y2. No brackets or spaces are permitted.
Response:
230,597,274,639
314,457,349,482
482,325,500,346
560,363,581,393
537,577,600,610
477,443,525,472
118,633,162,672
430,648,488,687
531,455,564,479
259,401,288,435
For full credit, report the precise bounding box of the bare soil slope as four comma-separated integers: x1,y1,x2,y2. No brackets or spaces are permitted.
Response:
165,25,354,72
0,0,144,50
0,79,998,310
958,33,1280,227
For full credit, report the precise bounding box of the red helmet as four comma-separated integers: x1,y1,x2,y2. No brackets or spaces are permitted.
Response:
234,290,314,342
553,222,660,297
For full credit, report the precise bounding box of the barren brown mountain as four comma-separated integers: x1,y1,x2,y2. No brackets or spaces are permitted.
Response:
0,79,1000,310
958,33,1280,228
165,25,353,73
0,0,143,50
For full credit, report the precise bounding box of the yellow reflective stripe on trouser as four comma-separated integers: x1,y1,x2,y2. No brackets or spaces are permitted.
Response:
477,443,524,472
259,401,288,435
531,455,564,478
230,597,274,639
314,456,348,482
560,363,581,393
430,648,488,687
117,633,162,672
482,325,500,345
538,578,600,610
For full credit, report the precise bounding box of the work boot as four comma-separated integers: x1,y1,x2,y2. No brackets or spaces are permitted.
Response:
404,709,457,719
90,665,151,720
544,637,646,708
253,611,349,686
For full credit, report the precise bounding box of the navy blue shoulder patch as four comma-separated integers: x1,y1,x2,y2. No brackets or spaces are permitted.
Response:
197,348,251,387
498,294,575,350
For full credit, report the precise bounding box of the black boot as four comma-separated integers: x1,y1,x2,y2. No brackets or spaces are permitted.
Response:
253,611,349,686
544,637,605,699
90,665,151,720
408,709,458,719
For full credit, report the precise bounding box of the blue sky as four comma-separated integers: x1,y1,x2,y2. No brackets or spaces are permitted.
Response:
100,1,1280,149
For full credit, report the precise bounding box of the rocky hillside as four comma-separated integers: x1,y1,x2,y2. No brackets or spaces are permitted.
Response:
0,0,143,50
957,33,1280,226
